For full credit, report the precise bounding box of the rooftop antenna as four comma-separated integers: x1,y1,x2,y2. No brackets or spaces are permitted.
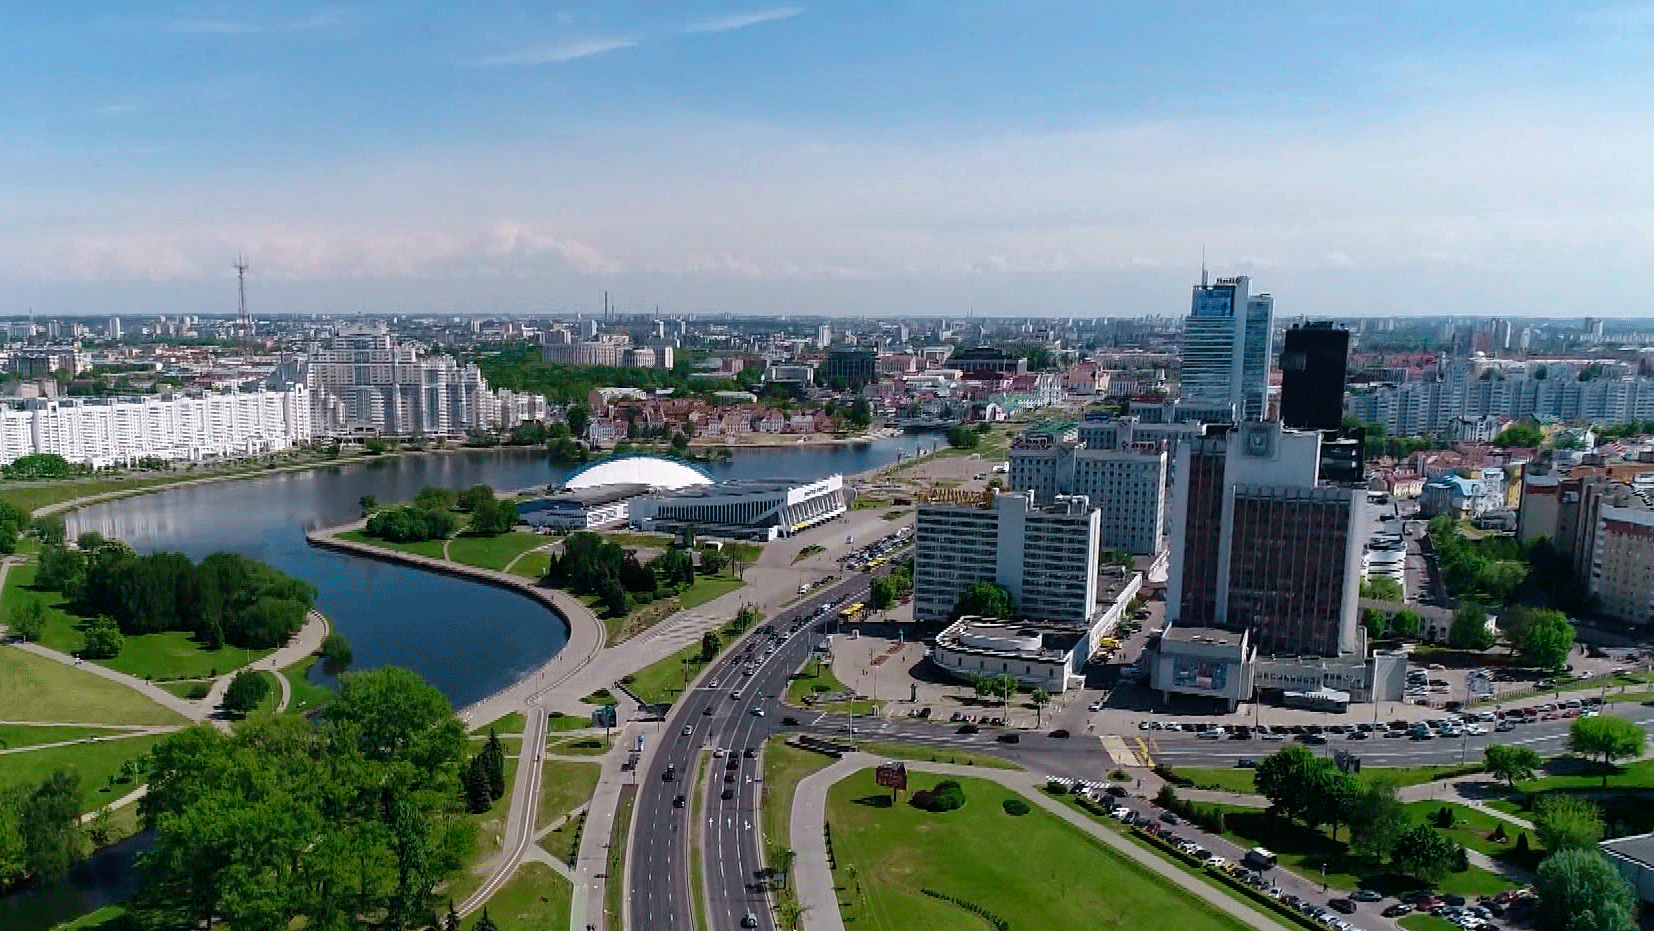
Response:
1200,244,1208,288
233,254,251,349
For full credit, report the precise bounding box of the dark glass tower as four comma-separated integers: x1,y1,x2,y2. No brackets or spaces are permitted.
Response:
1279,322,1349,431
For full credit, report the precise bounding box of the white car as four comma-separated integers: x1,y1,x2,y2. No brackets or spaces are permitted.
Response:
1466,724,1487,736
708,679,720,689
681,725,693,736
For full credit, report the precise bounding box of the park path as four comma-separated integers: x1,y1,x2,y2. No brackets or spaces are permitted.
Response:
200,609,329,713
790,752,1299,931
500,542,557,577
0,724,182,755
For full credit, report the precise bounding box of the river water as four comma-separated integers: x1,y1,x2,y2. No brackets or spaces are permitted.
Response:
2,438,920,930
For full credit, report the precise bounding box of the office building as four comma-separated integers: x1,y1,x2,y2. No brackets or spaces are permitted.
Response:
949,347,1027,379
819,348,878,389
1589,503,1654,625
1181,274,1274,421
1008,414,1168,555
107,317,121,341
912,489,1101,625
1279,322,1349,431
0,388,312,468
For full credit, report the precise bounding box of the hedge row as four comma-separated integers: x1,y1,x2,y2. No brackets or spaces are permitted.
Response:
920,889,1011,931
1129,829,1326,931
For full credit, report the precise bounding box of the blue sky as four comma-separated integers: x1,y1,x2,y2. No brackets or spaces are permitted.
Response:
4,2,1654,318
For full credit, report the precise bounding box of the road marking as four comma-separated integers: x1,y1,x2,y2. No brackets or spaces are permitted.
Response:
1099,735,1141,766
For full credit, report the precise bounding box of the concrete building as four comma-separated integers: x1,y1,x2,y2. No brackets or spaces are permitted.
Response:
1590,503,1654,625
520,484,648,531
1601,832,1654,906
630,474,845,541
0,388,312,467
1007,414,1168,555
1181,274,1274,421
819,348,877,389
931,619,1090,693
912,489,1101,625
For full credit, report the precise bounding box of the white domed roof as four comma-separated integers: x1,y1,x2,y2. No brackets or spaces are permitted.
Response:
563,455,714,491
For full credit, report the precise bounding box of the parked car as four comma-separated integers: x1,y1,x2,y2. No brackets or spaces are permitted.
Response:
1049,729,1070,738
1382,905,1414,918
1328,899,1357,914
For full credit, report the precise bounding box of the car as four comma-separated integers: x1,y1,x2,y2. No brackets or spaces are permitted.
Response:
682,725,694,736
742,912,758,929
663,765,677,782
1328,899,1356,914
1302,734,1328,744
958,724,979,734
1260,731,1285,741
1139,721,1153,730
1049,729,1070,738
744,747,757,758
750,708,765,716
1346,730,1368,740
708,679,720,689
721,787,735,800
1350,889,1383,902
724,772,737,783
730,690,743,700
1160,812,1181,824
1198,730,1222,740
1382,905,1414,918
998,733,1021,743
702,706,713,716
1235,758,1258,768
713,747,726,758
727,758,741,770
673,794,685,808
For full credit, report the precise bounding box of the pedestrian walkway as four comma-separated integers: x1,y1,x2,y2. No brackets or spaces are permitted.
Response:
201,609,329,714
0,724,182,755
790,752,1297,931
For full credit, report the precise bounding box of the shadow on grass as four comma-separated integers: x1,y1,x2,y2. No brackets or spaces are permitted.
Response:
1223,810,1441,896
851,795,893,809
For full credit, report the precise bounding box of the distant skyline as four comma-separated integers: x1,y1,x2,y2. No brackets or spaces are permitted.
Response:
5,2,1654,318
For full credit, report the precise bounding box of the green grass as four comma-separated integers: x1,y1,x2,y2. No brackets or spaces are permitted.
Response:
0,733,168,813
0,724,129,750
1177,762,1484,795
1400,801,1541,863
281,655,336,715
545,712,591,732
580,689,615,705
690,751,711,931
154,679,212,700
536,759,601,831
7,564,273,680
482,861,571,931
0,452,355,517
1400,915,1462,931
546,736,614,757
852,740,1021,771
50,904,128,931
337,529,448,560
598,531,676,549
626,616,753,707
447,532,549,571
828,770,1259,931
784,658,880,715
1212,805,1519,899
792,544,825,564
762,741,837,852
250,671,282,715
678,574,745,609
605,786,635,931
1518,756,1654,792
0,645,185,725
473,710,526,735
509,550,555,580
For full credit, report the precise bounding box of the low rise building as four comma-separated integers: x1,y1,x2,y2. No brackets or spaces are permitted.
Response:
931,619,1088,692
1601,832,1654,906
630,474,845,541
519,484,647,531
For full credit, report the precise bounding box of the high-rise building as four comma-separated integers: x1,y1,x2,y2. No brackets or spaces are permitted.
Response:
1279,322,1349,432
107,317,122,341
1007,415,1167,555
1165,422,1364,657
912,490,1101,625
817,324,832,348
1182,274,1274,421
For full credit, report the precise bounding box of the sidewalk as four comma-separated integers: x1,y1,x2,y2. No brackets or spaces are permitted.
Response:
791,752,1297,931
202,609,330,714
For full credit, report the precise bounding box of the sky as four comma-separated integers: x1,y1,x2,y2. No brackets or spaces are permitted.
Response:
5,1,1654,319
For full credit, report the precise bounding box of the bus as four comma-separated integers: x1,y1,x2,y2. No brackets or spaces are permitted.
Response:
839,602,865,622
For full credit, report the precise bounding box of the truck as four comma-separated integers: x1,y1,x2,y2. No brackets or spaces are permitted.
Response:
1242,847,1277,871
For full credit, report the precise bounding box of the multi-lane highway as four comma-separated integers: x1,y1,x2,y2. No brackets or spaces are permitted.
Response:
629,573,871,931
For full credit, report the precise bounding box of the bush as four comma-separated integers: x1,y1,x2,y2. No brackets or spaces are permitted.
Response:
913,779,967,812
919,890,1009,931
1045,779,1068,795
1002,798,1031,816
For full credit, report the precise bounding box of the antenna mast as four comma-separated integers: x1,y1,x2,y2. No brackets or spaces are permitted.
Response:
233,254,251,340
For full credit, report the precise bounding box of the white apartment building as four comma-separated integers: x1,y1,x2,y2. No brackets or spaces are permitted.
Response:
1348,359,1654,437
913,489,1101,624
302,324,545,436
0,388,312,467
1008,415,1167,555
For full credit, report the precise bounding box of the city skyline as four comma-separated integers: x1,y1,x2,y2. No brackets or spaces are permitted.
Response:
5,2,1654,318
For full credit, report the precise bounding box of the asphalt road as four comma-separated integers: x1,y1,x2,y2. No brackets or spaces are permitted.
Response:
629,573,872,931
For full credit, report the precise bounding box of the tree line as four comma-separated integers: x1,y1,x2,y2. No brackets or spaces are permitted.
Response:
544,530,715,618
1428,515,1532,606
869,559,913,609
33,533,316,654
364,484,520,543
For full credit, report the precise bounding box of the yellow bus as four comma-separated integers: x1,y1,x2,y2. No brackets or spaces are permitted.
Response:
839,602,865,621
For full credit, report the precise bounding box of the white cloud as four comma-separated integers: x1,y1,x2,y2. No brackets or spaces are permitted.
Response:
472,37,637,66
683,7,802,34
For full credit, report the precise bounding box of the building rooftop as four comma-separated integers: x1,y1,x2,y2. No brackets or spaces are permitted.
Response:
648,476,838,500
1603,832,1654,869
1162,625,1246,647
561,454,714,491
527,483,650,509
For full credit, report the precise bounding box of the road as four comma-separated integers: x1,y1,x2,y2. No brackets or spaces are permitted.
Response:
629,573,873,931
460,705,550,914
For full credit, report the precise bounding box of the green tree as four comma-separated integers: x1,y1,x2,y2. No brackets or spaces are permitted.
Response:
1347,780,1410,861
464,754,493,814
700,630,722,663
1484,744,1542,789
1478,560,1529,604
320,632,354,676
1494,422,1544,448
86,806,116,847
34,515,67,547
80,617,122,659
1031,688,1051,728
1515,608,1575,671
1306,766,1361,840
953,579,1014,619
1534,849,1638,931
566,404,590,439
222,669,271,715
7,595,46,642
444,900,461,931
483,729,506,801
457,484,496,512
472,907,499,931
767,844,796,890
1568,715,1648,785
20,769,81,881
1449,601,1496,650
1254,745,1322,825
467,497,519,537
1359,576,1403,601
1391,609,1423,639
359,494,377,513
1391,823,1459,884
1361,607,1387,640
849,398,872,428
945,425,981,449
1534,795,1605,853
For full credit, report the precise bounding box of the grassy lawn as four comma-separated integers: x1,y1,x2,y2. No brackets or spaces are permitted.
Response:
852,740,1021,771
605,786,635,931
50,905,128,931
8,564,272,680
0,724,127,750
0,646,185,725
281,655,336,715
828,770,1258,931
545,712,591,732
598,531,676,549
482,861,570,931
0,734,168,813
155,679,211,700
546,736,614,757
1401,801,1541,864
762,742,838,851
626,616,754,708
251,671,282,716
473,710,527,735
1213,805,1518,900
447,532,549,571
509,550,555,580
785,658,880,715
337,530,448,560
1400,915,1462,931
679,574,744,609
690,750,711,931
1519,756,1654,792
536,759,601,831
1177,762,1484,795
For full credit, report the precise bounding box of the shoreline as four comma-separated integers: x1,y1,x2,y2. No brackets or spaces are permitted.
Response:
304,521,606,722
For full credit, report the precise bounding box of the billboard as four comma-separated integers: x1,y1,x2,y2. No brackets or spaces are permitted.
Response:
592,705,618,729
874,762,908,791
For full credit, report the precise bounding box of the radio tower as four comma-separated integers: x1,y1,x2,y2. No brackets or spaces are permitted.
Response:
233,254,251,344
